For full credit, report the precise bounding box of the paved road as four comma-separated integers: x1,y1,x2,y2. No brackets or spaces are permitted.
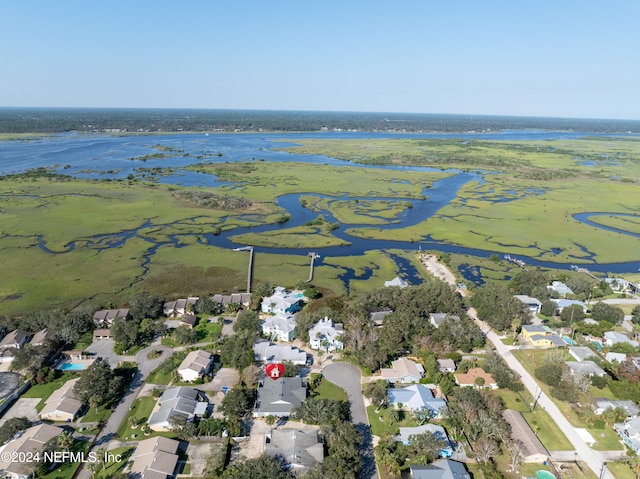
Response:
324,363,378,479
472,311,621,479
75,341,172,479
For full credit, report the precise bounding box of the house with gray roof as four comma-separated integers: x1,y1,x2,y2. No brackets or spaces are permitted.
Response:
384,276,408,288
429,313,461,329
514,295,542,314
368,308,393,328
569,346,599,362
409,459,471,479
92,308,130,327
129,436,181,479
148,387,208,431
502,409,549,463
604,331,639,348
29,328,56,346
552,299,588,312
605,352,627,363
565,360,607,377
616,416,640,453
177,350,214,383
40,377,83,422
254,377,307,418
265,428,324,471
0,424,62,479
388,384,446,416
548,281,574,297
253,339,307,365
381,357,425,383
595,398,640,419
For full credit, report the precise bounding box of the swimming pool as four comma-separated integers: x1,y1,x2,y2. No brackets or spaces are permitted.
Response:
536,470,556,479
57,362,88,371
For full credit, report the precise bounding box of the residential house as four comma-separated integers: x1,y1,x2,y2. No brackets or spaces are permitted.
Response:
129,436,180,479
548,281,574,297
92,328,112,341
454,368,497,389
308,317,344,351
521,325,565,348
29,328,56,346
502,409,549,463
381,358,425,383
148,387,208,431
565,360,607,377
604,331,639,348
384,276,408,288
261,287,305,315
261,313,296,342
437,358,456,373
0,330,31,363
40,377,83,422
254,377,307,418
429,313,461,329
179,312,198,329
514,295,542,314
0,424,62,479
163,297,199,317
265,428,324,471
409,459,471,479
253,340,307,365
177,350,214,383
615,416,640,454
398,424,453,457
388,384,447,416
604,278,636,294
92,308,130,327
595,398,640,419
606,352,627,363
368,308,393,328
211,293,252,308
552,299,588,313
569,346,599,362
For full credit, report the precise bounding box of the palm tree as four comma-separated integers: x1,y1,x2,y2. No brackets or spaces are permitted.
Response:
57,430,73,452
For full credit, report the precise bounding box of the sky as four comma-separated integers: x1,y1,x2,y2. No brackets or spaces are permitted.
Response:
1,1,639,120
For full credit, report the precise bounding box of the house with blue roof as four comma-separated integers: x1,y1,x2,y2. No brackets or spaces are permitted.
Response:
548,281,574,297
388,384,447,416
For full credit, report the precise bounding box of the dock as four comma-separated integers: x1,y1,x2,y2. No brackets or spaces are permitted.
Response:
307,252,320,283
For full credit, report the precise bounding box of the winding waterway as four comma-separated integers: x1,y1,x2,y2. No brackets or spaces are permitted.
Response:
2,131,639,287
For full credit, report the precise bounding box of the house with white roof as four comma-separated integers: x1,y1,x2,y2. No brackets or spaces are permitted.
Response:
129,436,181,479
253,339,307,365
548,281,574,297
384,276,408,288
381,358,425,383
605,352,627,363
514,295,542,314
261,287,305,315
616,416,640,453
261,313,296,342
565,360,607,377
569,346,599,362
265,428,324,471
552,299,588,312
177,350,214,382
604,331,639,348
604,278,636,294
148,387,209,431
409,459,471,479
595,398,640,419
388,384,446,416
308,317,344,351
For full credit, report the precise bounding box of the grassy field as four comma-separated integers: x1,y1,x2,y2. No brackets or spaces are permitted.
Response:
2,136,640,315
366,405,418,437
314,378,347,401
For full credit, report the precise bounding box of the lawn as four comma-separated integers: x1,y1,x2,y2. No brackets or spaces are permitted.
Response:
194,320,223,342
23,373,77,411
314,378,347,401
117,396,158,440
80,403,113,424
41,439,90,479
366,405,418,437
146,351,188,385
95,446,135,479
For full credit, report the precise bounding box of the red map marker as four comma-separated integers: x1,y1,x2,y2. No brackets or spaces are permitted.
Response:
266,363,284,380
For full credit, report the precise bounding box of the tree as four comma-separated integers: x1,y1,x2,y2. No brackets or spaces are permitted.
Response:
220,330,256,370
471,283,529,332
509,270,549,297
591,301,624,324
540,299,556,317
172,325,198,344
129,291,164,320
111,316,140,350
74,358,121,407
631,305,640,325
10,344,51,377
363,380,388,413
293,398,350,425
506,439,525,474
196,296,221,315
169,414,197,440
220,386,254,419
222,455,294,479
535,363,565,387
0,417,31,444
57,430,73,452
203,443,228,478
474,437,499,464
406,432,447,465
560,304,585,325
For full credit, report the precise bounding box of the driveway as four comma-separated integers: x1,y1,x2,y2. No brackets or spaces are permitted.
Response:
323,363,378,479
0,398,40,426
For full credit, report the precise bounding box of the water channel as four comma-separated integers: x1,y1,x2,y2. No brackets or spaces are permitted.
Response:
1,131,639,287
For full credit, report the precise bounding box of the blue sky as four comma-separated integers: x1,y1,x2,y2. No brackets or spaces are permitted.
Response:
1,1,639,119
